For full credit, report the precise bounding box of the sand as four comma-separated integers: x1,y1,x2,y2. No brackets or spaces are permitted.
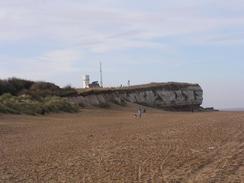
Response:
0,108,244,182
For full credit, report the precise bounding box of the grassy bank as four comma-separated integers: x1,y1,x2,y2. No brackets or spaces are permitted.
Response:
0,78,78,97
0,94,79,115
0,78,80,115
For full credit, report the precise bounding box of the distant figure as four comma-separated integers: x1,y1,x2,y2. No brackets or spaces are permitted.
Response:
138,108,142,118
137,106,143,119
134,106,146,119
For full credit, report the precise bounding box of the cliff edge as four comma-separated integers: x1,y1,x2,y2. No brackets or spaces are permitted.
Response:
70,82,203,111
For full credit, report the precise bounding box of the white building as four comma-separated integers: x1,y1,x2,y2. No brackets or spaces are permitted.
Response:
83,75,90,88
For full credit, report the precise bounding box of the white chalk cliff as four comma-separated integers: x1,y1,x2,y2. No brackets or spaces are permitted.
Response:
69,82,203,111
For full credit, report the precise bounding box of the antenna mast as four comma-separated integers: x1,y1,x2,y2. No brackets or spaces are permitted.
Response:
100,62,103,87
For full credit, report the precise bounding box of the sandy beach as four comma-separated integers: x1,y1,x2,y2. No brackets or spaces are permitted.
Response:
0,108,243,182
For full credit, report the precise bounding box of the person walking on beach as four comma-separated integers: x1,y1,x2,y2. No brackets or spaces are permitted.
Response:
137,107,142,119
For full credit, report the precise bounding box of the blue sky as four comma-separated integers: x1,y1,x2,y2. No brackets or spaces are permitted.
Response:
0,0,244,108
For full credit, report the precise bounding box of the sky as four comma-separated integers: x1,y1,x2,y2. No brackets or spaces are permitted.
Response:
0,0,244,109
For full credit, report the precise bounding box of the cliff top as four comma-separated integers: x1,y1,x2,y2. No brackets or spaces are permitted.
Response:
78,82,201,96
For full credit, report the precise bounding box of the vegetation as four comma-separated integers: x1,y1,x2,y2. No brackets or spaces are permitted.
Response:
0,78,78,97
0,94,79,115
0,78,34,96
0,78,80,115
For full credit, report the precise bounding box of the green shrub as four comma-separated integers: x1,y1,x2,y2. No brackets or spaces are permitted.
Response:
0,78,34,96
0,94,79,115
58,86,78,97
0,78,78,98
42,97,79,113
27,82,60,99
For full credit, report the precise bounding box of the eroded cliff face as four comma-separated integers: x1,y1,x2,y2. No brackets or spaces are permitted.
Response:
69,82,203,111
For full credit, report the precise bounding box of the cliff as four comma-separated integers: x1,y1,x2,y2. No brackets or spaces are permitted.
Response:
70,82,203,111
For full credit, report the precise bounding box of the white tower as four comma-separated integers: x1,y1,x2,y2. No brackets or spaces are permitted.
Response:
83,75,90,88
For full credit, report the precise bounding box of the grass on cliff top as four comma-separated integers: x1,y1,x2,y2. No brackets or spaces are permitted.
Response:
77,82,200,96
0,78,78,97
0,94,80,115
